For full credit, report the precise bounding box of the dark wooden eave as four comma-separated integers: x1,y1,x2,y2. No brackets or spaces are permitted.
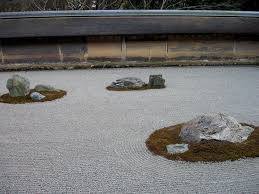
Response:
0,10,259,38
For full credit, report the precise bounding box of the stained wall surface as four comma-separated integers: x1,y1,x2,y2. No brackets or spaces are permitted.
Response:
0,35,259,67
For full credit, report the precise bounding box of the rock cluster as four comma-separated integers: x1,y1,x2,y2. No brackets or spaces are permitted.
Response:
5,75,57,102
108,75,165,90
180,113,254,143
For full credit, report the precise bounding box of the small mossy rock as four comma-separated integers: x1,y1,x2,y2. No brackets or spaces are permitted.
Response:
180,113,254,143
148,75,165,89
110,77,146,89
6,75,30,97
34,84,58,92
166,144,189,154
30,92,45,101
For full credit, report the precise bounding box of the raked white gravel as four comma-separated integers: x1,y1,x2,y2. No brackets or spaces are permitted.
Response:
0,66,259,193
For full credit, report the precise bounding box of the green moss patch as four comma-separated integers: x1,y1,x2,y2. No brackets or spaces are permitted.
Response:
0,90,67,104
146,123,259,162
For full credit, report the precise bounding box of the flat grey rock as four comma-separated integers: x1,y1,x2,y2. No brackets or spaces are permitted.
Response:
110,77,146,89
148,74,165,89
167,144,189,154
34,84,57,92
6,75,30,97
30,92,45,101
180,113,254,143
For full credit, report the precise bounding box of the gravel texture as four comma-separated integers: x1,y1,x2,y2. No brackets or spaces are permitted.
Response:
0,66,259,194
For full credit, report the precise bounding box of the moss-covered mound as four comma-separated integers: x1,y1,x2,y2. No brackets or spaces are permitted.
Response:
146,123,259,162
0,90,67,104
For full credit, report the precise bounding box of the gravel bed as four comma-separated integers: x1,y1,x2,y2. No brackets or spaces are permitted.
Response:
0,66,259,193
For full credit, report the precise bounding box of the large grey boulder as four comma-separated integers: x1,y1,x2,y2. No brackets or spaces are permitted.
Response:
148,75,165,89
167,144,189,154
110,77,146,89
180,113,254,143
34,84,57,92
6,75,30,97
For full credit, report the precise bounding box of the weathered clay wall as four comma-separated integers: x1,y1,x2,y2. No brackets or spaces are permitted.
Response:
0,34,259,70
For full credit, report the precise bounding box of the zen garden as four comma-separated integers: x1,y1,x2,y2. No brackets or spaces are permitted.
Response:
0,1,259,194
